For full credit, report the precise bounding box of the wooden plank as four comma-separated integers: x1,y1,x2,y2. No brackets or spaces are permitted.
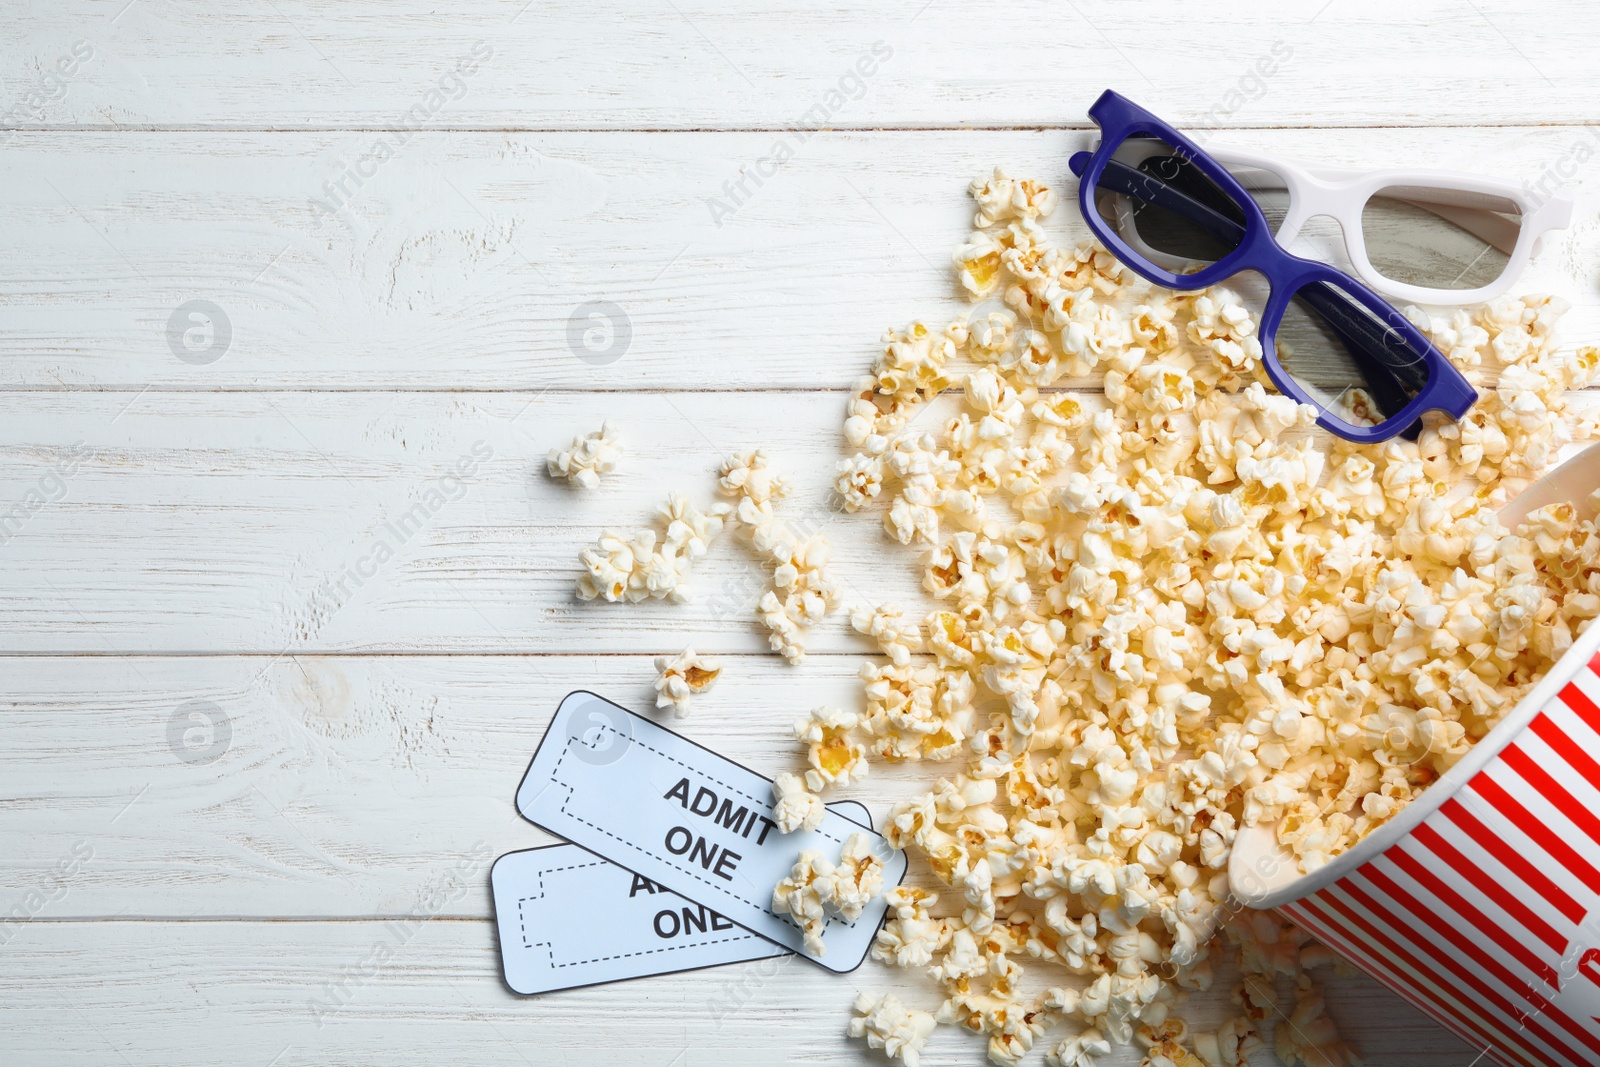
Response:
3,0,1598,130
0,389,941,654
0,654,886,918
3,385,1597,657
0,919,1471,1066
1,127,1598,391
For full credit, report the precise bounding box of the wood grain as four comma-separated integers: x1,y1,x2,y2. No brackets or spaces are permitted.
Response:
0,919,1475,1067
1,0,1596,130
6,3,1589,1062
0,653,885,918
0,389,947,654
4,387,1595,658
0,127,1596,391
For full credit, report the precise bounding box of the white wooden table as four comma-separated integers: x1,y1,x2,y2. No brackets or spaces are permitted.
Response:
3,2,1596,1064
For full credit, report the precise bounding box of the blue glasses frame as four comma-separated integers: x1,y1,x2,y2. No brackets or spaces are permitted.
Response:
1068,90,1478,444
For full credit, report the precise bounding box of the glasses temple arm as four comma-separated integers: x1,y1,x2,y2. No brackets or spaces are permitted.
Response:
1386,196,1521,257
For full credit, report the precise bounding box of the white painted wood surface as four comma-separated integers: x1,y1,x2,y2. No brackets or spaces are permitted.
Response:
3,0,1597,129
2,2,1588,1064
0,128,1598,391
0,922,1469,1067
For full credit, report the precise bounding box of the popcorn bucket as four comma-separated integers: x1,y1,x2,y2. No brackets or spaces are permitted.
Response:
1230,443,1600,1067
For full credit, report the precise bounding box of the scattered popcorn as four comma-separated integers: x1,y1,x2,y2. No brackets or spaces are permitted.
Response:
575,492,730,603
719,450,840,663
569,167,1600,1067
651,647,720,717
849,992,939,1067
818,169,1600,1067
772,770,825,833
546,420,622,489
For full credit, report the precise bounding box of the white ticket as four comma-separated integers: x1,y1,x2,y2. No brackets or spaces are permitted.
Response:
514,691,907,974
491,800,874,995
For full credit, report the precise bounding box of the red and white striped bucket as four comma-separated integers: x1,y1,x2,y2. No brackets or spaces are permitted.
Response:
1230,446,1600,1067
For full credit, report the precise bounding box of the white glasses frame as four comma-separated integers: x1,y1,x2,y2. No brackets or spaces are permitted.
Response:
1100,140,1574,306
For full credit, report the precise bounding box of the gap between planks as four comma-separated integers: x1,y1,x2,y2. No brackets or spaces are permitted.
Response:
0,650,869,658
5,122,1600,134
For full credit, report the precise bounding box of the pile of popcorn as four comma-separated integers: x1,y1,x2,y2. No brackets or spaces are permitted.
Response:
804,168,1600,1067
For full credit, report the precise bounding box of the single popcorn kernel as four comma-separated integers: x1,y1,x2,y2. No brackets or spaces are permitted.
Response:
772,770,825,833
772,851,830,956
849,992,940,1067
652,647,720,717
796,706,869,791
546,420,622,490
956,232,1005,297
818,831,887,919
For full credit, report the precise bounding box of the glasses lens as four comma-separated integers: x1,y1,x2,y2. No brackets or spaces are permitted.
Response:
1361,185,1521,291
1274,279,1432,430
1092,135,1249,267
1221,163,1291,234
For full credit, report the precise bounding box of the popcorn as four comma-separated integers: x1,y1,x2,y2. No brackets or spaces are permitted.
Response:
850,602,925,666
969,166,1059,228
772,851,830,956
860,659,975,761
717,450,841,663
956,231,1006,297
774,834,888,958
1136,1020,1211,1067
576,529,653,603
817,831,886,919
1273,975,1362,1067
796,706,869,791
1192,1018,1264,1067
652,647,720,717
1050,1028,1112,1067
575,493,730,603
771,172,1600,1066
657,492,726,561
873,887,949,968
771,771,825,833
849,992,939,1067
836,450,887,511
717,448,790,506
758,589,812,664
546,420,622,489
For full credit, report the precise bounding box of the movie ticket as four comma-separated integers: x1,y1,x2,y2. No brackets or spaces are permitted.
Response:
514,691,906,973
